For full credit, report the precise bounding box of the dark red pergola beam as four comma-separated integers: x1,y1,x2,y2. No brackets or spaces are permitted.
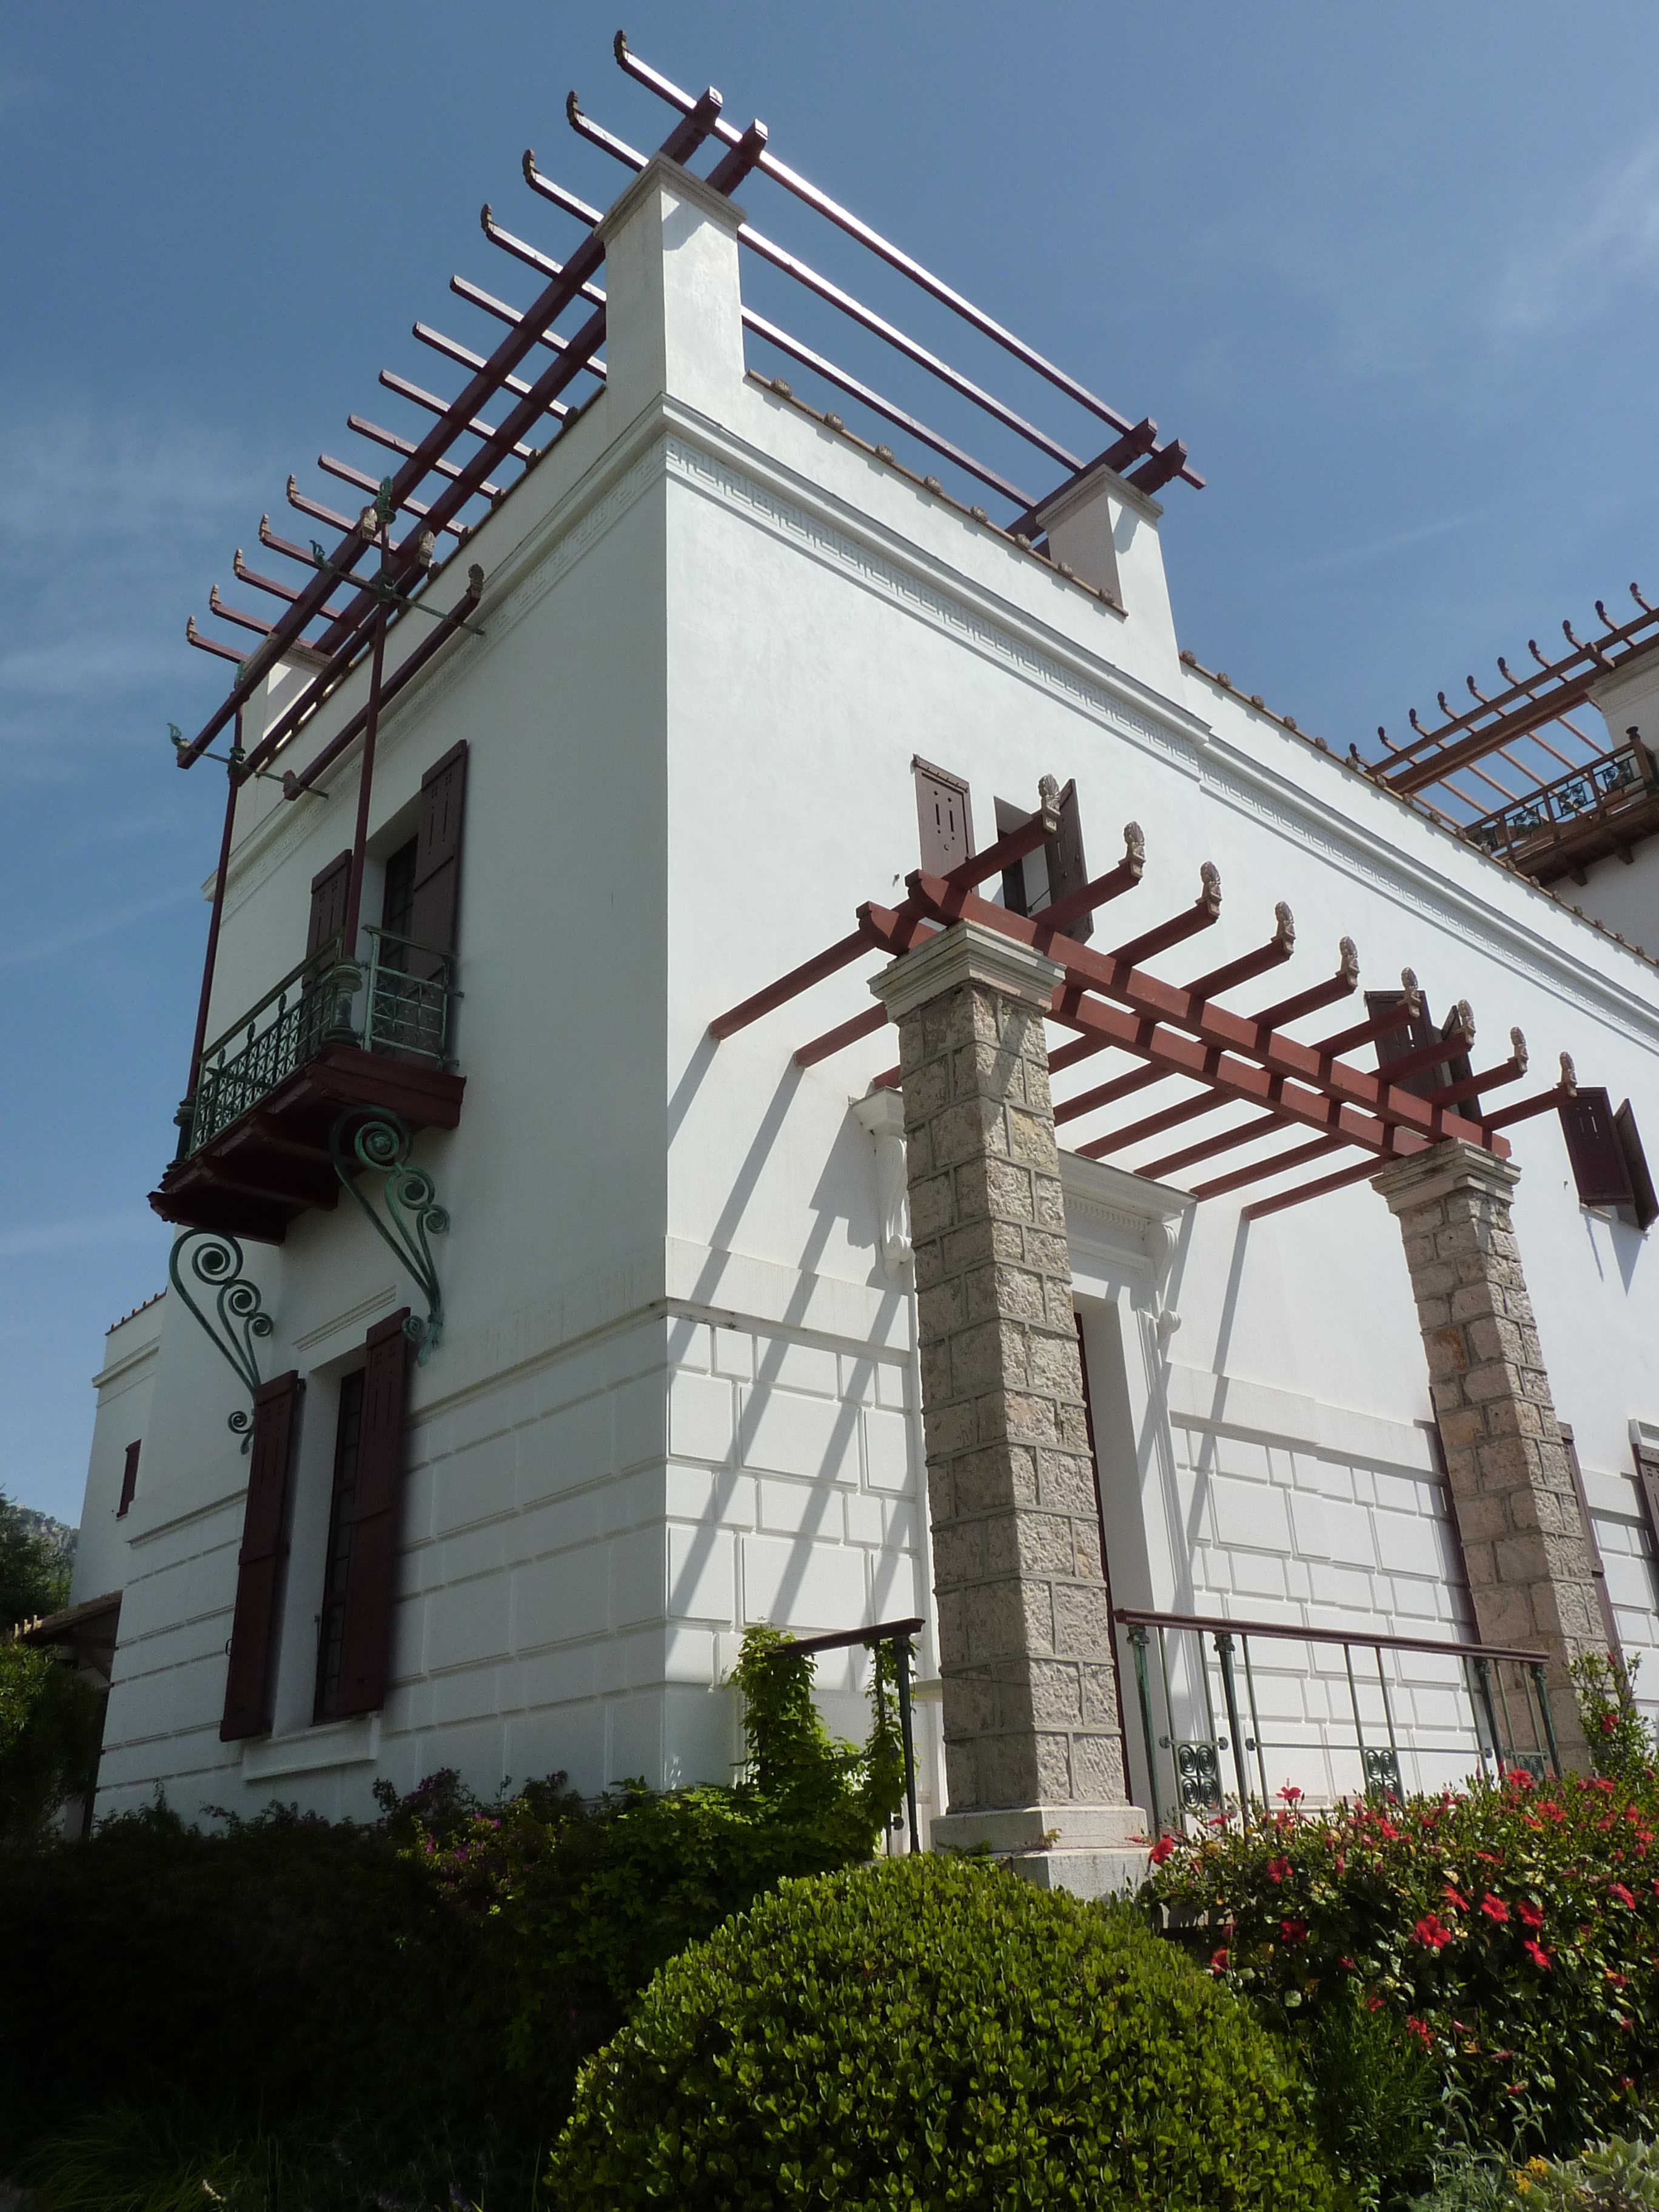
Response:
1138,1107,1297,1182
1426,1030,1527,1108
1481,1057,1578,1133
903,871,1504,1155
1244,1151,1409,1222
1192,1131,1352,1202
179,91,725,766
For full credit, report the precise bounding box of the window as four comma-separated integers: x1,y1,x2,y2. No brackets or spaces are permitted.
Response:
380,836,417,945
314,1369,365,1722
1558,1088,1655,1228
116,1440,140,1518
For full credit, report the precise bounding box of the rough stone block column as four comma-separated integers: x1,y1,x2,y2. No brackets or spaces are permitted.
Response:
870,921,1145,1889
1373,1139,1597,1773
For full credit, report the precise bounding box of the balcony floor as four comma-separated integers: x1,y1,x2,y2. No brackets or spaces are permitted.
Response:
150,1043,465,1245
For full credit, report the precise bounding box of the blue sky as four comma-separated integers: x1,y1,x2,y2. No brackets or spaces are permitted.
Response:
4,2,1657,1523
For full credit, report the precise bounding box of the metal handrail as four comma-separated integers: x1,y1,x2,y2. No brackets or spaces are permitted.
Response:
764,1617,923,1854
1114,1605,1549,1668
185,927,457,1155
1116,1604,1561,1838
1467,737,1658,857
198,932,345,1071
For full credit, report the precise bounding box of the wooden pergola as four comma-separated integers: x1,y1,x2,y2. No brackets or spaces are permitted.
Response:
712,797,1576,1218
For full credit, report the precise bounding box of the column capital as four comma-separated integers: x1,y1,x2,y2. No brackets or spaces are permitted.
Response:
870,920,1065,1025
1372,1137,1520,1216
597,152,748,248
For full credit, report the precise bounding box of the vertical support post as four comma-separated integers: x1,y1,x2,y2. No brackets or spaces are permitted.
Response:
1471,1654,1504,1776
894,1634,920,1855
341,596,389,965
1213,1631,1251,1828
1128,1624,1161,1835
179,715,245,1148
1374,1139,1597,1772
1531,1660,1563,1778
871,920,1147,1891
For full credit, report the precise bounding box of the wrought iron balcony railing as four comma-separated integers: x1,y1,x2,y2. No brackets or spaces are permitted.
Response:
1466,736,1659,868
1118,1606,1561,1836
184,927,455,1158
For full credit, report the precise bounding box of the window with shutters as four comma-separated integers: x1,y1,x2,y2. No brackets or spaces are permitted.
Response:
116,1440,141,1519
1560,1087,1638,1213
157,744,468,1239
993,779,1093,943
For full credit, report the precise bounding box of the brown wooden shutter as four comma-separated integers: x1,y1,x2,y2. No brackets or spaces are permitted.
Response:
333,1310,412,1717
307,851,353,957
1615,1100,1658,1230
913,755,973,875
407,742,468,985
1560,1087,1636,1209
116,1440,141,1519
1560,1421,1621,1653
220,1370,304,1741
1041,777,1093,944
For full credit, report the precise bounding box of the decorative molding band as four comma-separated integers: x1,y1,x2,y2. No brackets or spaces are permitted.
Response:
167,1231,273,1449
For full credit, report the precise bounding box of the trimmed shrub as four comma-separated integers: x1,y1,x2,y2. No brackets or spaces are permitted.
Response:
0,1626,903,2170
1147,1769,1659,2158
548,1854,1341,2210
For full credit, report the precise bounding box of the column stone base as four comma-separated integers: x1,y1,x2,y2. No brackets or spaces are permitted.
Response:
931,1801,1150,1900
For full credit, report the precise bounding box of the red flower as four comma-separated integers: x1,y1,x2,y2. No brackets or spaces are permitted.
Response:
1337,1954,1356,1971
1524,1939,1552,1970
1210,1946,1229,1974
1413,1914,1455,1951
1405,2015,1432,2049
1278,1783,1304,1804
1506,1767,1535,1790
1267,1856,1292,1883
1480,1894,1510,1925
1517,1901,1544,1929
1366,1994,1385,2013
1280,1918,1308,1945
1443,1883,1470,1911
1148,1835,1176,1866
1476,1849,1502,1865
1606,1969,1630,1988
1610,1882,1637,1908
1376,1817,1400,1842
1588,1777,1617,1794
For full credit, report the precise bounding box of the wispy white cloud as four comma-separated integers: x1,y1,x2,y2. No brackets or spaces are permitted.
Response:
0,1215,161,1262
0,884,199,970
1493,136,1659,335
1276,507,1489,583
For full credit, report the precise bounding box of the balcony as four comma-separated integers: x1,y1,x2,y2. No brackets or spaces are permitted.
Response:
1118,1606,1561,1834
1466,736,1659,884
150,928,465,1244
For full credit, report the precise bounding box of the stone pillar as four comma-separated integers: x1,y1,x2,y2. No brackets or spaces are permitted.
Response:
870,921,1145,1891
1373,1139,1597,1772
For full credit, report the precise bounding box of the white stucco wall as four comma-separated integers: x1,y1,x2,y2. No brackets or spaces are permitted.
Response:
86,150,1659,1826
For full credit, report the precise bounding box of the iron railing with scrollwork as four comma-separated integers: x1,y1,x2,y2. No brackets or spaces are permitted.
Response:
1118,1606,1561,1837
183,928,455,1156
1467,737,1658,866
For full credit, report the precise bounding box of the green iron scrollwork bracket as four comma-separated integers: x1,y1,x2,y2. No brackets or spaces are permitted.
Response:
330,1108,448,1362
167,1230,273,1451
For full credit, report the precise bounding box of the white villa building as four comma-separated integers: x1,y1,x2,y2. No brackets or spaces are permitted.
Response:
38,45,1659,1885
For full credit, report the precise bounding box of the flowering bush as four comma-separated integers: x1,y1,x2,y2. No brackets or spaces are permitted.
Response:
1573,1652,1657,1794
1147,1771,1659,2157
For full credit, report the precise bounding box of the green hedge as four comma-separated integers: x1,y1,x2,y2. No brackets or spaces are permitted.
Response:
549,1854,1341,2211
